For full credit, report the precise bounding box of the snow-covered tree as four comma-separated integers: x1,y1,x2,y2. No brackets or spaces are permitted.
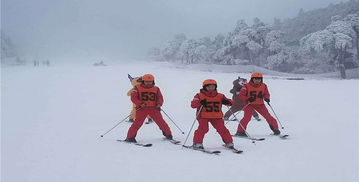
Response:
333,32,353,78
300,30,334,53
213,34,225,49
266,51,288,70
234,19,248,34
265,30,285,54
212,46,226,63
151,0,358,77
193,45,208,63
179,39,197,64
253,17,265,28
343,13,359,61
327,18,355,38
161,33,187,62
233,34,250,46
1,31,17,59
334,33,352,50
218,18,272,66
1,31,21,65
280,0,359,45
247,40,262,65
300,15,357,78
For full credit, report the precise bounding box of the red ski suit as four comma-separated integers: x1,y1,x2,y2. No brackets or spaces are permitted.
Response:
237,82,279,132
126,84,172,139
191,89,233,144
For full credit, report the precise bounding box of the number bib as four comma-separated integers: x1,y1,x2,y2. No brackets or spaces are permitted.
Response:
136,85,158,107
246,83,266,105
198,93,224,119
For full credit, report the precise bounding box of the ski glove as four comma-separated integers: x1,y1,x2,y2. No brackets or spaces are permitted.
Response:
222,99,231,105
200,99,207,106
247,97,255,103
265,98,270,103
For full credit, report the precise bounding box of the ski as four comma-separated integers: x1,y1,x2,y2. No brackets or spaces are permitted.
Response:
230,148,243,154
222,145,243,154
117,140,152,147
182,145,221,155
270,134,289,139
163,138,181,145
279,134,289,139
232,135,266,141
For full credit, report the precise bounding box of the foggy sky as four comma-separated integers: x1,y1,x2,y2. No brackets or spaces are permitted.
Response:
1,0,348,61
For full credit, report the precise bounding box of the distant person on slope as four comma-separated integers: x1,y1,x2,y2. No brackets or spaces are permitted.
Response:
190,79,235,150
125,74,173,143
234,72,281,137
126,76,153,124
223,76,261,121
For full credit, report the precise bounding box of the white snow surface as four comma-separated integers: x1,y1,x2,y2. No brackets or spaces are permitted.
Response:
2,61,359,182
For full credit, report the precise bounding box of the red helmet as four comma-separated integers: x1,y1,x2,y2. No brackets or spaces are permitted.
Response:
251,72,263,78
142,74,154,82
202,79,217,86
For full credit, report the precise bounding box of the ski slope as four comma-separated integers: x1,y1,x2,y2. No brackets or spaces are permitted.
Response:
2,61,359,182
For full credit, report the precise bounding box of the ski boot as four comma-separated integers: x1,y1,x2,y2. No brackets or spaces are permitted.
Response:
224,142,235,149
192,143,204,150
270,125,281,135
273,130,281,135
234,131,247,137
162,131,173,140
124,138,137,143
254,115,261,121
165,135,173,140
145,118,153,124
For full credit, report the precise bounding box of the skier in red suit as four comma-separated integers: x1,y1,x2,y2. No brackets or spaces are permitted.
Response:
125,74,173,143
235,72,280,136
190,79,235,150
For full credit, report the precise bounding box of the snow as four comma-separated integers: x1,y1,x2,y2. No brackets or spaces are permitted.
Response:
2,61,359,182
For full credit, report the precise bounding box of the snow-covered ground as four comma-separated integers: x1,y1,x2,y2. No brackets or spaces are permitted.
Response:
2,61,359,182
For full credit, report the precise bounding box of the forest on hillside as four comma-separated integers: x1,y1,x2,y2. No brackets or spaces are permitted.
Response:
150,0,359,78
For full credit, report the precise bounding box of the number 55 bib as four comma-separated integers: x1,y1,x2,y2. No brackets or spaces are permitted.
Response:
198,93,224,119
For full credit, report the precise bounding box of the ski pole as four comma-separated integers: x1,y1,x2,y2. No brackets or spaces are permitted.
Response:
266,102,285,129
100,115,130,138
226,106,256,144
127,73,134,82
100,107,142,138
160,108,185,134
225,103,250,125
182,105,204,147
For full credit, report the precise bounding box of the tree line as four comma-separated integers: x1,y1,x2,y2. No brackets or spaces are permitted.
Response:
149,0,359,78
